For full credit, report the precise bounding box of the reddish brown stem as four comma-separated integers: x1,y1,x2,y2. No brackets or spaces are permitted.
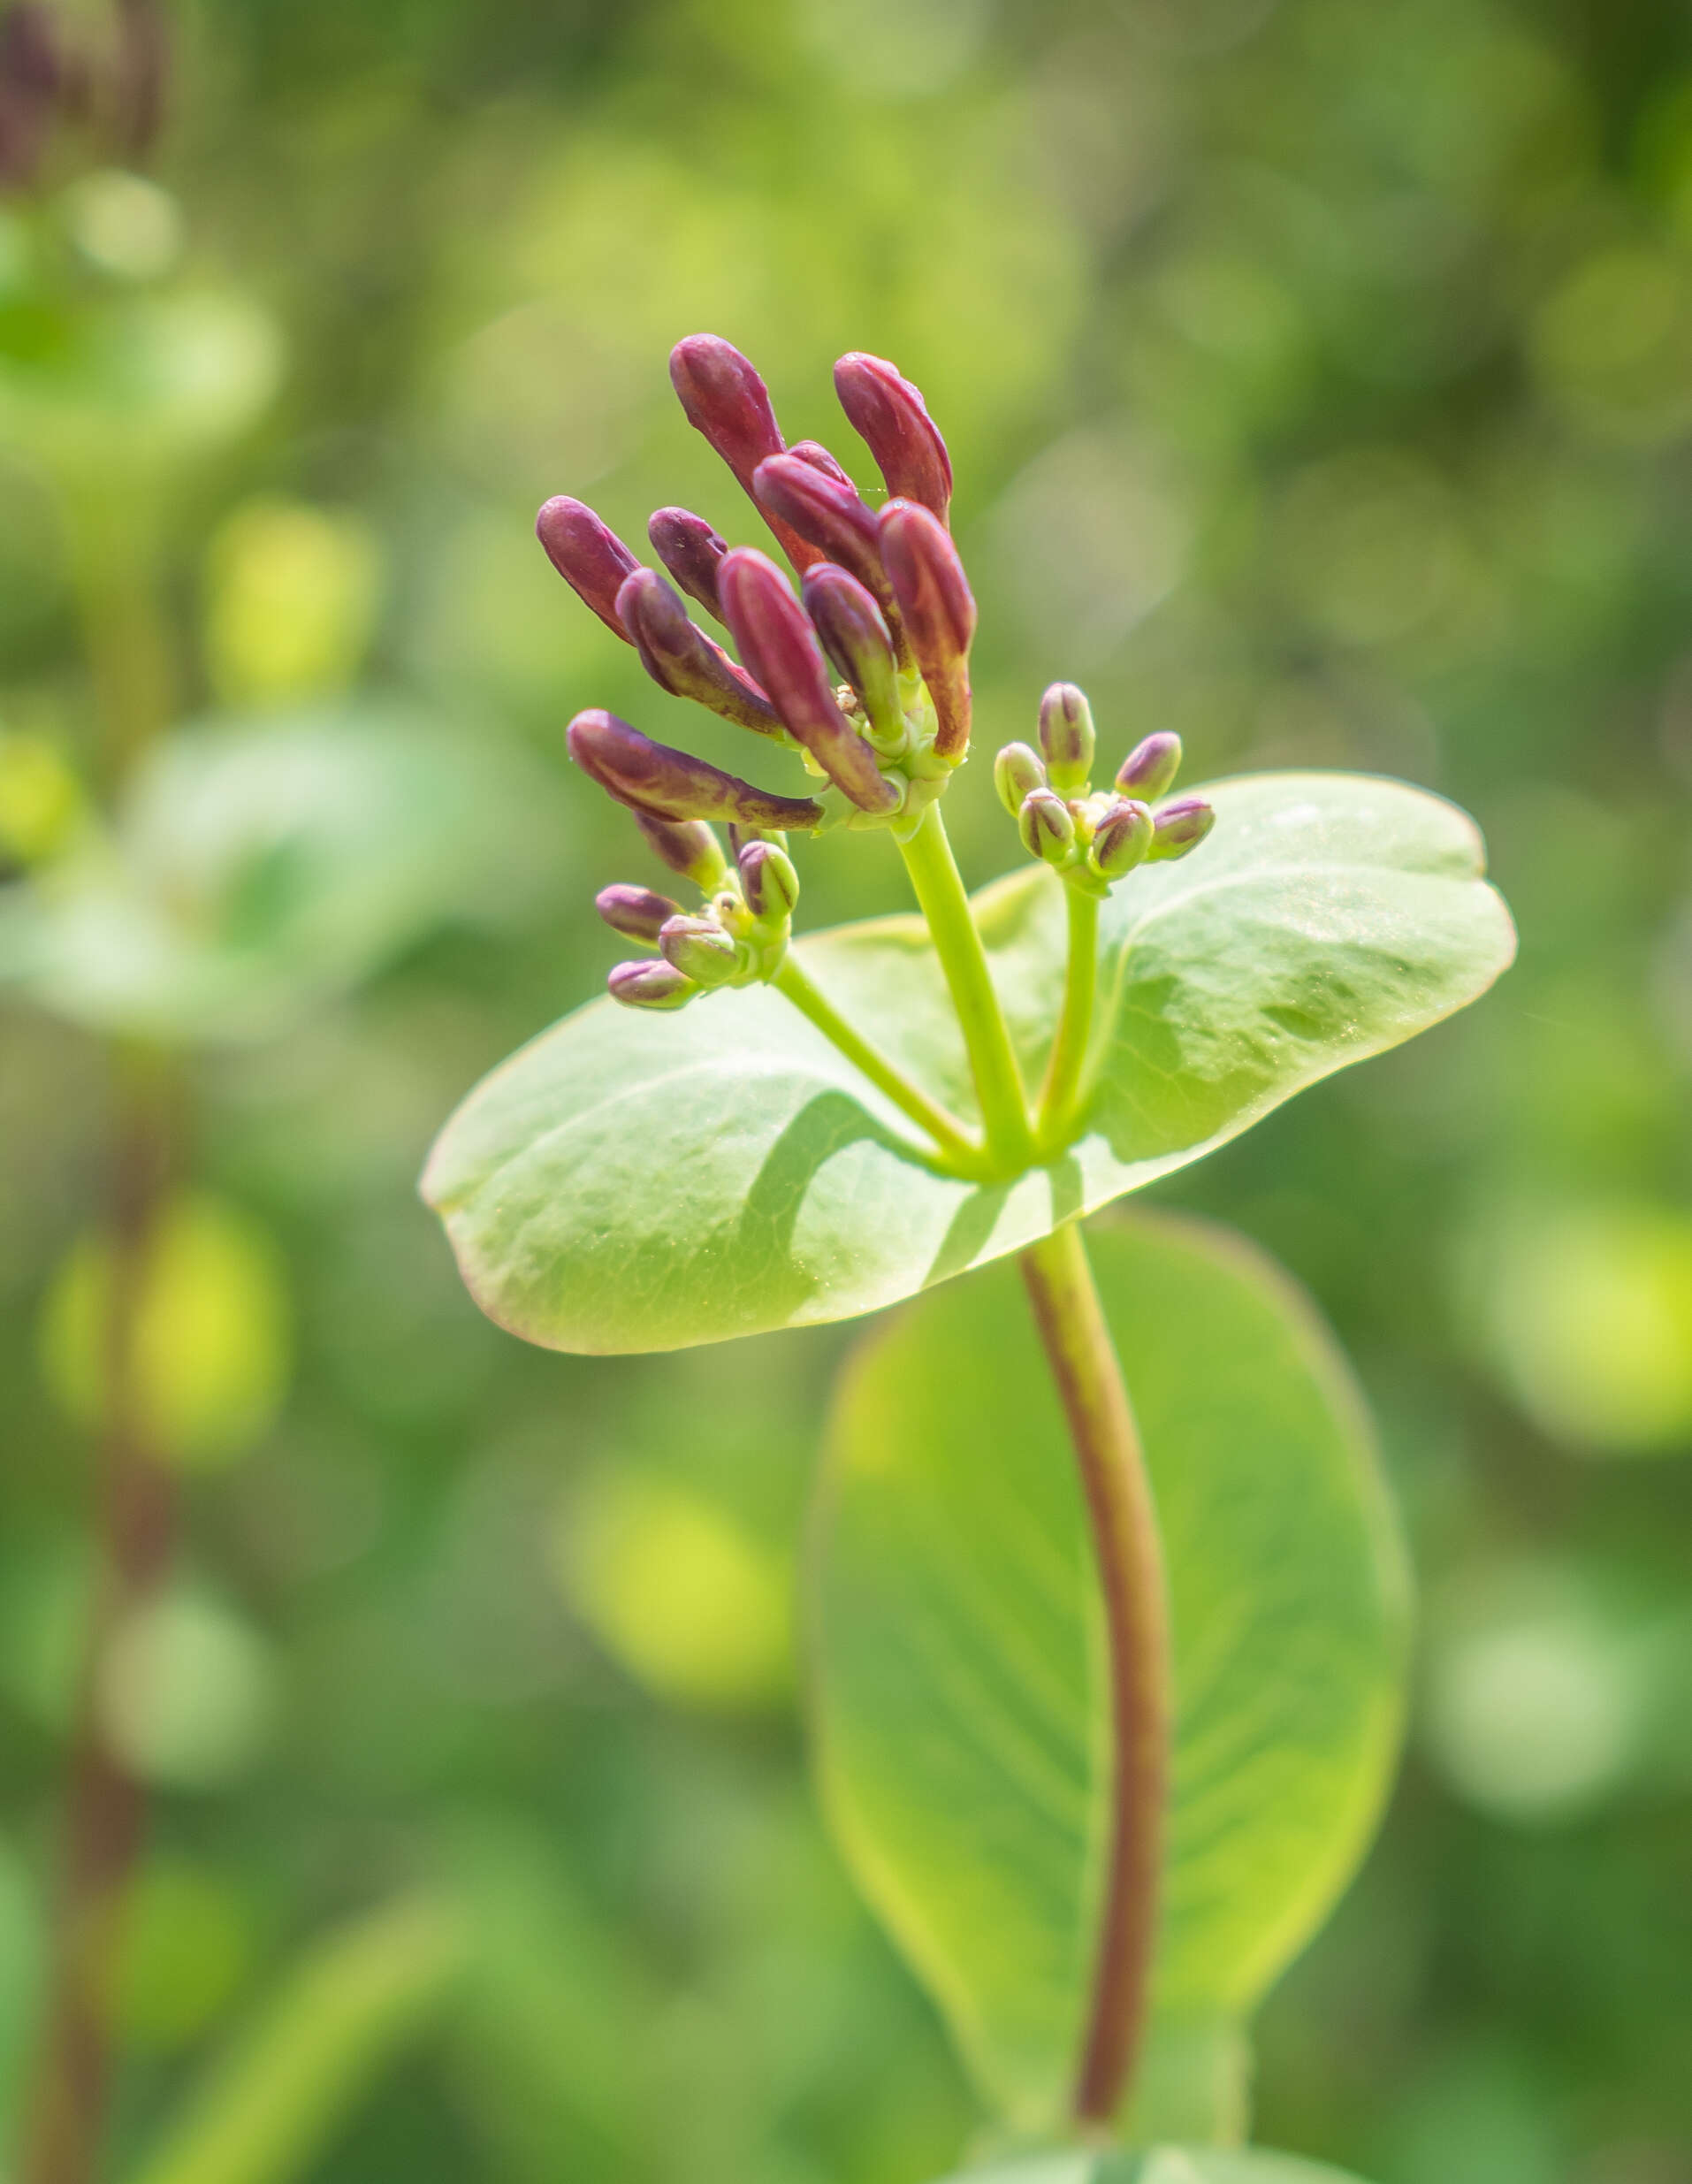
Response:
20,1050,179,2184
1019,1218,1171,2128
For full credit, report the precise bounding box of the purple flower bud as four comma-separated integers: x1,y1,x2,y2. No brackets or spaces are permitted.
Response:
596,882,681,944
648,508,729,622
1091,798,1155,879
608,958,696,1012
751,454,900,642
1019,788,1075,867
717,551,899,816
834,353,953,524
994,741,1047,816
568,709,824,831
878,500,976,761
789,439,856,489
668,334,819,571
1117,732,1184,803
635,813,728,890
659,913,741,989
801,562,902,744
1039,683,1095,793
615,568,782,739
1147,796,1216,862
536,497,640,639
738,838,800,923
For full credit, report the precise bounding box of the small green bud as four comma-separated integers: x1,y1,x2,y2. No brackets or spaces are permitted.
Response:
1019,787,1075,867
739,839,799,923
1038,683,1094,793
1090,798,1155,879
1117,731,1182,802
995,741,1047,817
608,959,695,1011
659,913,743,988
1147,796,1216,861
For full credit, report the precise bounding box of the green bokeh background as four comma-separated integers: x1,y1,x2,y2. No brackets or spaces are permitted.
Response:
4,0,1692,2179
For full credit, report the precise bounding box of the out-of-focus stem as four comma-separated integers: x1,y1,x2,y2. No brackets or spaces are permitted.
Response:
1019,1218,1170,2129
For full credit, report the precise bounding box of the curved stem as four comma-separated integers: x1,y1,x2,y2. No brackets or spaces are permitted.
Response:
773,954,986,1175
1035,885,1099,1152
1018,1218,1170,2129
896,807,1036,1171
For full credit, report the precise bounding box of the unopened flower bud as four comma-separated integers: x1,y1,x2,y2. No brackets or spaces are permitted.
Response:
1147,796,1216,861
635,813,728,890
1117,731,1183,803
994,742,1047,816
790,440,856,489
833,354,952,523
801,563,902,744
738,838,800,923
648,508,728,622
718,550,899,815
536,497,641,638
751,454,896,635
596,882,681,944
659,913,741,988
608,958,695,1012
1091,798,1155,879
668,333,819,569
616,568,782,738
568,709,824,830
878,500,975,761
1039,683,1095,793
1019,788,1075,867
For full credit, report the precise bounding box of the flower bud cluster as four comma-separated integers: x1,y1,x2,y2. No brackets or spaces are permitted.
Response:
996,686,1216,897
543,334,977,890
598,817,802,1013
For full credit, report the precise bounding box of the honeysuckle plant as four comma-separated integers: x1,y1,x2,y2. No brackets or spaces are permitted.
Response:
423,335,1517,2180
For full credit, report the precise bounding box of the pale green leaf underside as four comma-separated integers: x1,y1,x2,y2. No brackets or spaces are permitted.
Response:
938,2149,1375,2184
811,1213,1408,2137
423,771,1513,1354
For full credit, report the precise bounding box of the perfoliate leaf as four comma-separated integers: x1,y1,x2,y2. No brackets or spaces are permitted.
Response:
810,1213,1408,2138
425,772,1513,1354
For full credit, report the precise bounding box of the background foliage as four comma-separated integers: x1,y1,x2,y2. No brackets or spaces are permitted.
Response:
4,0,1692,2180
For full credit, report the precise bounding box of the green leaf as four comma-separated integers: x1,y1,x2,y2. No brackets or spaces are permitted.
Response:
933,2150,1376,2183
2,704,563,1043
423,772,1513,1355
125,1896,465,2184
809,1212,1409,2139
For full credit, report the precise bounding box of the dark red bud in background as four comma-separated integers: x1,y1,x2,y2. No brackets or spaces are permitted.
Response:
834,353,952,523
648,507,729,622
801,562,902,744
718,549,899,815
878,500,975,760
568,708,824,829
668,333,819,571
616,568,783,738
536,497,640,639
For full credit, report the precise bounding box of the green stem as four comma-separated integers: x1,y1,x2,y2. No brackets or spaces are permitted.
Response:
896,806,1037,1171
1018,1218,1171,2130
773,955,986,1175
1036,885,1099,1151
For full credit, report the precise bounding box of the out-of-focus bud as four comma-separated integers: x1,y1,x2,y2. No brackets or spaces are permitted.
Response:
790,440,856,489
994,742,1047,816
0,6,63,186
1147,796,1216,862
536,497,641,639
801,562,902,744
879,500,975,760
608,958,696,1012
1039,683,1095,794
1117,731,1183,803
738,838,800,923
596,883,682,944
648,508,728,622
1091,798,1155,879
616,568,782,738
718,550,899,815
568,709,824,830
668,333,819,570
1019,788,1075,867
834,354,952,523
659,913,741,988
751,454,896,632
636,813,728,890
